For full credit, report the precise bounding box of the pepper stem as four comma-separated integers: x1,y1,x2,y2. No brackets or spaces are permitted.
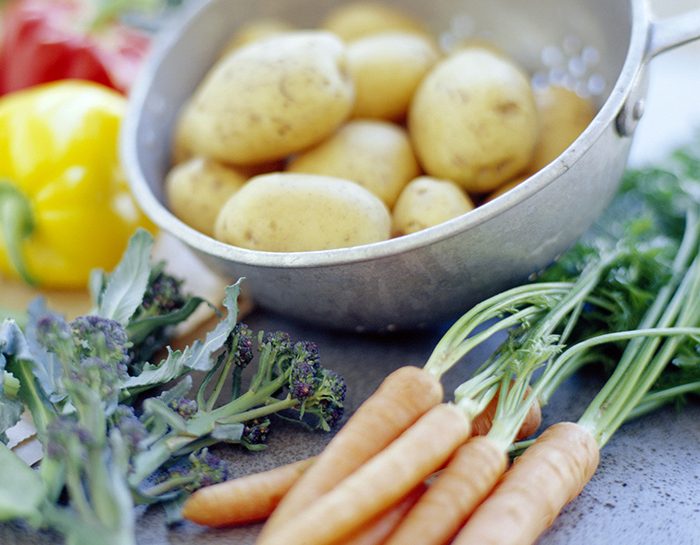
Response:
0,182,36,286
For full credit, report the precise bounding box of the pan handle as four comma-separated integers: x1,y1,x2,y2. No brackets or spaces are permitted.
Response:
616,8,700,136
646,9,700,59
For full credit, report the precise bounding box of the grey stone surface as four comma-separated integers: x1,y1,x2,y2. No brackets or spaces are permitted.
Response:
3,309,698,545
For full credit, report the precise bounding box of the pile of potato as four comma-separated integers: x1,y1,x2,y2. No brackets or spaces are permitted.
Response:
167,1,596,253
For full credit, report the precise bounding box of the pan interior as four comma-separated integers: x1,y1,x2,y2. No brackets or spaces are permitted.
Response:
203,0,631,103
134,0,635,249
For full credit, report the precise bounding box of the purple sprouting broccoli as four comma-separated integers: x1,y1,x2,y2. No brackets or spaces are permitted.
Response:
242,417,271,449
70,315,130,366
153,449,230,497
288,341,321,401
138,266,187,317
309,369,347,430
168,398,199,420
127,264,194,366
111,405,148,453
45,417,94,461
233,323,254,368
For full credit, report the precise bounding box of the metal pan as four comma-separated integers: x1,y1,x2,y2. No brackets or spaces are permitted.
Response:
122,0,700,331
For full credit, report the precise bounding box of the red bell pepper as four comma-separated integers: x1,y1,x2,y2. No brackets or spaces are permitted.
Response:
0,0,151,96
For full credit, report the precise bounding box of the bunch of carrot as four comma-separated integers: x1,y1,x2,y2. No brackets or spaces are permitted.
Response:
182,149,700,544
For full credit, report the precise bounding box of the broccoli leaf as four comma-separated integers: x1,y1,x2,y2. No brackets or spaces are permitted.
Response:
98,229,154,325
156,376,193,405
126,296,208,344
123,282,242,390
0,443,46,521
0,319,32,362
0,320,33,441
23,299,67,403
0,394,22,445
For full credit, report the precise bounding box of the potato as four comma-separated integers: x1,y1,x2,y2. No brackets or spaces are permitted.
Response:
220,18,296,55
165,158,247,237
214,173,391,252
185,31,354,165
392,176,474,235
287,120,420,208
529,85,596,172
171,100,197,165
409,48,537,193
441,39,508,57
322,2,429,41
171,105,284,177
347,32,440,121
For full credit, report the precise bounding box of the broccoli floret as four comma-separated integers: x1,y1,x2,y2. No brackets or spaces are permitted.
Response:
45,417,94,460
167,397,199,420
157,449,230,495
138,265,187,317
242,417,271,448
308,369,347,430
284,342,321,401
261,331,293,356
69,356,127,409
32,312,76,363
233,323,255,368
71,315,130,366
127,264,191,366
111,405,148,453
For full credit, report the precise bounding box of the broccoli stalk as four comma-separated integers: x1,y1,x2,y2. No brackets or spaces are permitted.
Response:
129,329,346,494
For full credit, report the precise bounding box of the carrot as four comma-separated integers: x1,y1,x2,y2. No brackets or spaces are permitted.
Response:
471,386,541,440
259,403,470,545
182,457,314,527
451,422,599,545
260,365,443,537
339,484,426,545
383,436,508,545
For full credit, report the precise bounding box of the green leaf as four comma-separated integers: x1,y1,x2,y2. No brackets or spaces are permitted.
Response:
98,230,154,325
0,319,32,361
142,398,187,432
0,443,46,521
156,376,193,405
88,269,107,310
23,299,66,402
0,320,32,441
123,282,242,390
126,296,207,344
0,395,23,445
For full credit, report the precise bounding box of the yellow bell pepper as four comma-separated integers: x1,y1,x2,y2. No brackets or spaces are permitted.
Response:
0,80,152,289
